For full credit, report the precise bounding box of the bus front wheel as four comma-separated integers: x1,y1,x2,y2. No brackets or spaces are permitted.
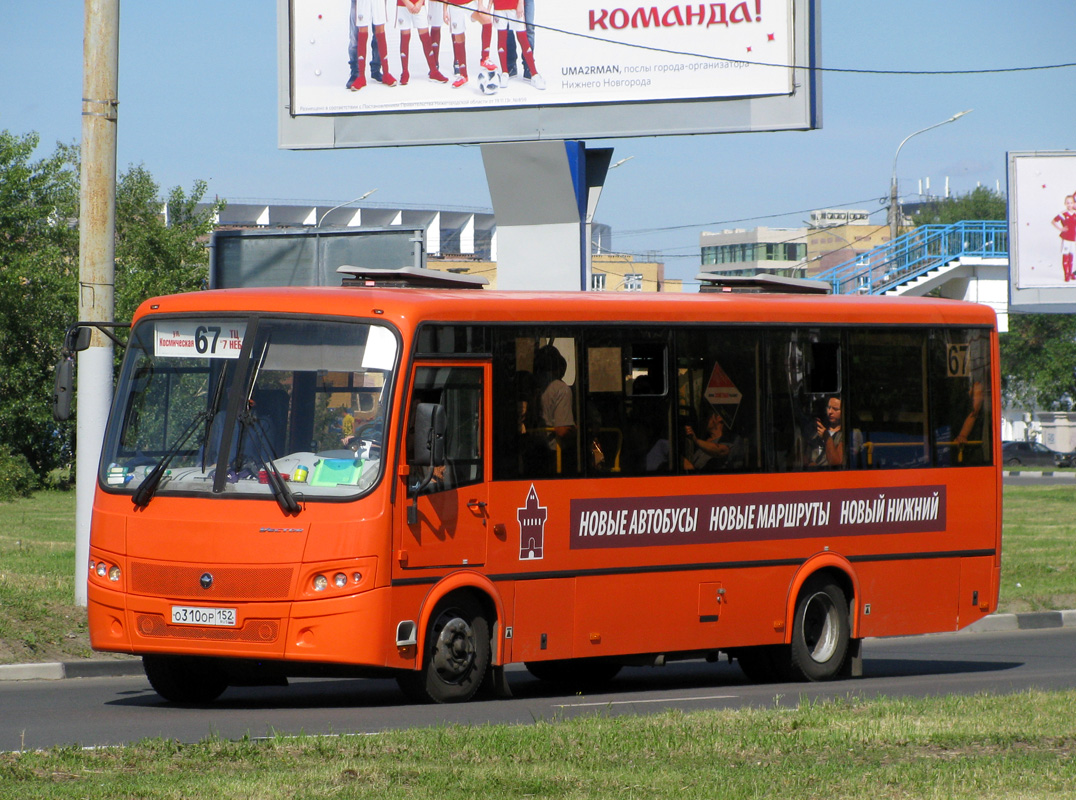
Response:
398,595,490,703
142,655,229,704
789,577,850,681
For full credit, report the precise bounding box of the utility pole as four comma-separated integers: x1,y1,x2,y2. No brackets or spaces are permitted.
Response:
888,110,972,243
75,0,119,605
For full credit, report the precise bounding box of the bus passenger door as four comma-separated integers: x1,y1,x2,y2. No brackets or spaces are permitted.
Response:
397,363,490,570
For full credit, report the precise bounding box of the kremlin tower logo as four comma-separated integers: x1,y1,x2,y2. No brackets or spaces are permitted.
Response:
516,484,547,561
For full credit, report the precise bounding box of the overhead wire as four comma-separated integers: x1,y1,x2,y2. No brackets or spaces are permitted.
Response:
614,197,886,239
506,11,1076,77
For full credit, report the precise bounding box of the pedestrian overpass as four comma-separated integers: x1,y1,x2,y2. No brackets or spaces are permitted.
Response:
815,220,1010,331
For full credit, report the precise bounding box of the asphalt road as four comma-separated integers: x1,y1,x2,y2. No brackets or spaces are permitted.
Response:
1,627,1072,752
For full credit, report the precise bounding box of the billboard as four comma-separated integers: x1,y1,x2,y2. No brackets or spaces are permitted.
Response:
278,0,819,148
210,227,424,289
1008,151,1076,312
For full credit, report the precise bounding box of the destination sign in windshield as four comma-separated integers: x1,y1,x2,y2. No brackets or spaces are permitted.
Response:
154,321,247,359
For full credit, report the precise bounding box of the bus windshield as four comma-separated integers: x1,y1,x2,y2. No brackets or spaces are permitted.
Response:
100,316,398,501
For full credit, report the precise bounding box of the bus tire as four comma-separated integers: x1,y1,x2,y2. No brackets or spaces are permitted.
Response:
789,577,850,682
524,658,622,690
142,655,228,704
398,595,490,704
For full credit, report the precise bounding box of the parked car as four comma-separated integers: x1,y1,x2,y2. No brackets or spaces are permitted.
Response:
1055,450,1076,468
1001,440,1064,467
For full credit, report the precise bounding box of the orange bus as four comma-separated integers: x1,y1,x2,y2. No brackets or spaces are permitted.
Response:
86,271,1000,703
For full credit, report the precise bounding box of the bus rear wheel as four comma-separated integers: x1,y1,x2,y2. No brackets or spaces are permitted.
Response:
142,655,229,704
398,595,490,704
789,577,850,682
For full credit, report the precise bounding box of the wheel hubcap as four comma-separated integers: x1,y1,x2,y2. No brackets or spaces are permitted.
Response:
801,591,839,662
431,614,475,683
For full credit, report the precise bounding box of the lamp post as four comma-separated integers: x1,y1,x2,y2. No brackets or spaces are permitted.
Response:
888,110,971,242
316,188,379,228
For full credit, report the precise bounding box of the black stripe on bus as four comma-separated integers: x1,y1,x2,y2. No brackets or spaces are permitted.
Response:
389,548,998,587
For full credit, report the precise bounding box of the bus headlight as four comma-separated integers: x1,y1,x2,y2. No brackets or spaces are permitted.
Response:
300,559,375,599
108,566,121,582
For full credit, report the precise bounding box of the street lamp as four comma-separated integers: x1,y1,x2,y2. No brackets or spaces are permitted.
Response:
888,110,971,241
316,189,379,228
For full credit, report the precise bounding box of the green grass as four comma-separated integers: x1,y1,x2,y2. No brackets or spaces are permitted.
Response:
1,691,1074,798
0,484,1072,664
998,485,1076,612
2,490,1074,797
0,492,95,664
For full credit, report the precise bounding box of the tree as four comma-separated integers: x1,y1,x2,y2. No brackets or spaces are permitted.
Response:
114,164,217,322
0,129,220,478
1000,314,1076,412
0,131,80,478
904,187,1076,412
911,186,1007,226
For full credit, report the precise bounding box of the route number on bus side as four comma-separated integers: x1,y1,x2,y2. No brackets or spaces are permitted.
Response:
947,343,970,378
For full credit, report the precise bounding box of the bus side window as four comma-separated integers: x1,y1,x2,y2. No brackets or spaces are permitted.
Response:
585,338,671,476
929,329,992,467
768,331,845,471
848,331,929,469
492,331,581,480
676,329,759,474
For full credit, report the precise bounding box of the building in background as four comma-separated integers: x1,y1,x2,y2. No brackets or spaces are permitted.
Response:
699,210,897,281
699,226,808,280
201,200,676,291
423,254,678,292
803,209,890,277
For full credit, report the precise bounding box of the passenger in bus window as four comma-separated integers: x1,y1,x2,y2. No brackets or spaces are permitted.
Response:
952,380,986,465
954,380,984,446
808,395,861,468
341,406,356,445
585,403,609,473
535,345,576,468
684,405,745,471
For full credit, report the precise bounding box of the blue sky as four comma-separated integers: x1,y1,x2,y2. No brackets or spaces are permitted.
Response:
2,1,1073,285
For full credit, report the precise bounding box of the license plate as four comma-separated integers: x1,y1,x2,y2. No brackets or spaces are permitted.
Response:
170,605,237,627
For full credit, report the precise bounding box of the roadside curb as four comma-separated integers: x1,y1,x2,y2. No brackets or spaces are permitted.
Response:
0,659,144,682
1004,470,1076,479
2,611,1074,682
964,609,1076,633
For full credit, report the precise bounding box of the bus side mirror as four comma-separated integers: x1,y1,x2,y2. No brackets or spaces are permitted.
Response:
64,326,92,354
412,403,446,467
52,356,75,422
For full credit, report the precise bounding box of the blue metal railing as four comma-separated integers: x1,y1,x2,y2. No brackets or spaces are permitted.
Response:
816,220,1008,295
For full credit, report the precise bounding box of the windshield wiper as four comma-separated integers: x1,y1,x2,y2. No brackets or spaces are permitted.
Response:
200,364,232,473
132,411,211,508
238,407,301,516
230,337,299,514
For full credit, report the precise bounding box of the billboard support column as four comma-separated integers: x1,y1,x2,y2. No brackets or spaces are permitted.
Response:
482,141,610,291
